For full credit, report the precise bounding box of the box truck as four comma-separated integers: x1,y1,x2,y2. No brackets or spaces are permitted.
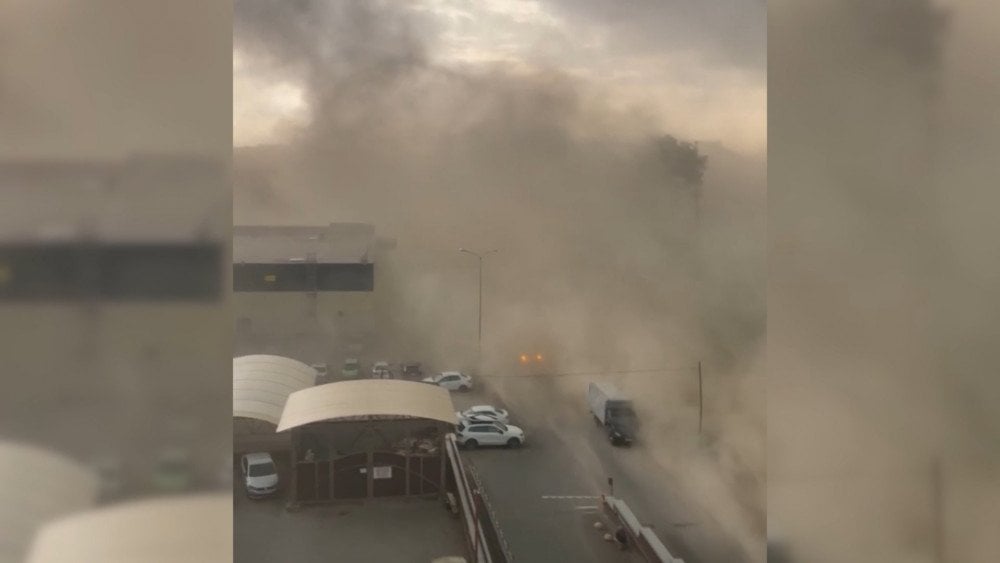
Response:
587,382,638,446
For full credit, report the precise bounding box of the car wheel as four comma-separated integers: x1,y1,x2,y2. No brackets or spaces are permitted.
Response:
464,439,478,449
507,438,521,448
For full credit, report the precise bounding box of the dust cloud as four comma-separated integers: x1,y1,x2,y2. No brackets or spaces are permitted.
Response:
769,0,1000,561
235,0,765,560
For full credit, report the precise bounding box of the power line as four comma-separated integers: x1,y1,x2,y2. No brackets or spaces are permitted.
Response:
479,366,698,378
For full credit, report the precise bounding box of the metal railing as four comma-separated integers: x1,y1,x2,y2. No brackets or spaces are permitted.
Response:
444,434,492,563
464,459,514,562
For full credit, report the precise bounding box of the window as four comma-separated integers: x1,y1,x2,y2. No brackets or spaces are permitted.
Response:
470,425,490,433
248,462,276,477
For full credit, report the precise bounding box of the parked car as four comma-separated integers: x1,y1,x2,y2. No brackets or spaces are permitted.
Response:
151,447,193,492
457,413,500,425
342,358,361,379
401,362,423,379
91,455,124,502
241,452,278,498
372,361,393,379
422,371,473,391
457,405,509,423
311,363,329,384
455,420,525,449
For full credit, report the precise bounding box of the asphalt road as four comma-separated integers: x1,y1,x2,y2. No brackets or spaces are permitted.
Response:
454,377,752,563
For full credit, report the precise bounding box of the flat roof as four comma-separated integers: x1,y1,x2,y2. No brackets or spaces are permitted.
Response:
233,223,375,265
277,380,457,432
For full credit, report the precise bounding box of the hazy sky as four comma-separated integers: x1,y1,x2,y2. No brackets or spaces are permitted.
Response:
234,0,766,155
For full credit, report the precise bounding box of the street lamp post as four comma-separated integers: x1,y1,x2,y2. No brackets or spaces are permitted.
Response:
459,247,498,362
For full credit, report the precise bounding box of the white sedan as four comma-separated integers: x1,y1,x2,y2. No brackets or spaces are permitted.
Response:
422,371,473,391
456,420,525,449
457,405,509,423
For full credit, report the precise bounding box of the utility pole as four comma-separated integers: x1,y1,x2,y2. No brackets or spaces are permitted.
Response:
459,248,498,365
698,361,704,434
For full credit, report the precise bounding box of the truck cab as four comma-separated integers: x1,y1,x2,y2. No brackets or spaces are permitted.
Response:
605,401,638,446
588,382,638,446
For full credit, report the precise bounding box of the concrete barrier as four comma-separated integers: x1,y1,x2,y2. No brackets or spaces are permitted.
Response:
602,495,684,563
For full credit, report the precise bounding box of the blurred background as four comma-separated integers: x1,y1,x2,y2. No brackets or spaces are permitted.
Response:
769,0,1000,561
0,1,231,561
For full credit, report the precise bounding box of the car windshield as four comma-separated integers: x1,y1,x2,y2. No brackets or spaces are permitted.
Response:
609,406,636,419
248,462,276,477
345,362,359,369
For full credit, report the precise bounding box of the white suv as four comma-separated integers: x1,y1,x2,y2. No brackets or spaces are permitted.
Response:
241,452,278,498
456,421,525,449
422,371,473,391
457,405,509,423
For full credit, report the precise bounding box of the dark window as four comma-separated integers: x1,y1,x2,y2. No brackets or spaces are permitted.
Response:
0,243,221,301
233,262,373,292
99,244,221,300
316,263,374,291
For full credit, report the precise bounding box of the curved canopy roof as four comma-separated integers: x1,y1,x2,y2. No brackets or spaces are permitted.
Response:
277,380,457,432
0,441,98,563
25,493,232,563
233,355,316,425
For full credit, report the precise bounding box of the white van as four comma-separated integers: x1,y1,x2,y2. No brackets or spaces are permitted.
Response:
241,452,278,498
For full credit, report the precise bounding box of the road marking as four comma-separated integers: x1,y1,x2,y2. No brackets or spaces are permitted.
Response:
574,505,598,510
541,495,600,500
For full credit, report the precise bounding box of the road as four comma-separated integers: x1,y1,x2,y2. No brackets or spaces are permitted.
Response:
455,376,753,563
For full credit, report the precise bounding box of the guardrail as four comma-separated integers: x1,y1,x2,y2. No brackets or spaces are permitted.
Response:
602,495,684,563
444,434,498,563
463,460,514,562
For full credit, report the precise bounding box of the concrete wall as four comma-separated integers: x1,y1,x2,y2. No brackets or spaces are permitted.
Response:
234,291,375,366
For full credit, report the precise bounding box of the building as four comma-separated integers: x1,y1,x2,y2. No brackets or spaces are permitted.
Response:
233,223,394,366
0,154,230,504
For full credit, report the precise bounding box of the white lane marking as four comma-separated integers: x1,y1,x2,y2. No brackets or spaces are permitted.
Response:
574,505,598,510
541,495,601,500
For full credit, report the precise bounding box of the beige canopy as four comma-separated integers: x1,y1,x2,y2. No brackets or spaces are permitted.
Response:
277,379,457,432
233,355,317,425
25,493,232,563
0,442,98,563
